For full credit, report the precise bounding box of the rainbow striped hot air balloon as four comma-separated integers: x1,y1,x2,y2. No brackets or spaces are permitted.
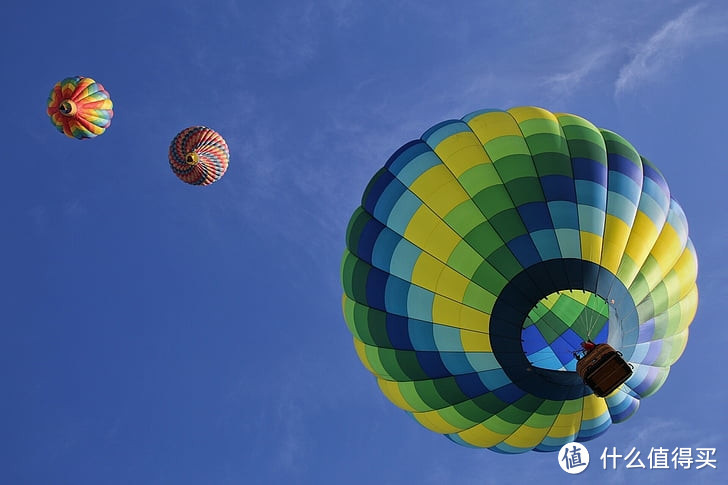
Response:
168,126,229,186
341,106,698,454
47,76,113,139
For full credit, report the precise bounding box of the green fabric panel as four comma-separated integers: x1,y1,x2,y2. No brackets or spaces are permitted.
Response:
534,313,568,343
341,251,367,301
629,273,651,306
489,208,529,242
601,130,642,165
471,392,511,414
443,200,484,235
493,154,538,183
394,382,431,411
463,283,497,313
654,331,688,365
458,163,502,194
486,245,524,281
345,207,370,254
363,344,393,379
559,398,583,414
436,405,482,429
510,394,546,413
413,379,459,409
434,376,472,403
565,139,607,164
505,177,546,205
533,399,565,416
465,221,505,256
342,297,359,338
452,397,499,422
518,118,562,138
493,403,533,425
473,185,514,219
483,414,524,434
484,135,530,161
365,306,393,348
524,411,558,429
636,253,665,288
469,263,509,299
348,300,375,344
551,296,584,324
446,240,483,279
532,152,573,177
617,255,640,287
558,116,605,146
524,132,569,155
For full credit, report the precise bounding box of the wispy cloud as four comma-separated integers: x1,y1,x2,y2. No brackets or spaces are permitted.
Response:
615,3,728,96
541,46,617,100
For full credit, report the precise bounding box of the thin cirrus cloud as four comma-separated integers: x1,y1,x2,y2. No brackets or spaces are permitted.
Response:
539,3,727,100
615,3,727,96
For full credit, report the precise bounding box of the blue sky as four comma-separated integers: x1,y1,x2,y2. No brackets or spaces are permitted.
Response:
2,1,727,484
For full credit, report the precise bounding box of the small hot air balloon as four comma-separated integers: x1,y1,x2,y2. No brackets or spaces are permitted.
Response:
168,126,229,186
47,76,113,139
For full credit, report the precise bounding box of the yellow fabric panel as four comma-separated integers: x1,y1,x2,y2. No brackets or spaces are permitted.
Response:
503,424,550,448
466,111,524,145
554,113,600,132
675,285,698,333
431,295,463,326
649,224,684,279
353,338,377,375
580,231,603,265
540,292,559,309
377,379,419,412
435,266,471,302
426,178,471,217
673,247,698,300
581,394,608,421
508,106,556,124
411,252,445,290
433,132,492,177
411,409,463,434
460,328,492,352
409,165,469,215
405,207,461,261
601,215,631,273
565,289,592,306
403,205,439,247
457,424,510,448
459,304,491,333
622,212,660,283
545,409,582,439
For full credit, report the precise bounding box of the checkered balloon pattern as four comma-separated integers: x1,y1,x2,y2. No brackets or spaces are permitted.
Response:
341,106,698,453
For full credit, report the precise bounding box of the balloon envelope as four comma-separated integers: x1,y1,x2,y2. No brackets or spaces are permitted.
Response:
47,76,113,139
341,106,698,453
168,126,229,186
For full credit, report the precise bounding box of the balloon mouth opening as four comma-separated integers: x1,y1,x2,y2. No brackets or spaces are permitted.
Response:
185,152,200,166
521,290,610,372
59,100,77,116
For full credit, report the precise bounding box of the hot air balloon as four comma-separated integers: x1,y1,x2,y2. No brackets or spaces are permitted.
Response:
47,76,113,139
169,126,229,186
341,106,698,453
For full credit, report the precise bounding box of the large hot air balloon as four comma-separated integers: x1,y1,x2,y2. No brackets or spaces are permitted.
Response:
169,126,229,186
341,107,698,453
47,76,113,139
